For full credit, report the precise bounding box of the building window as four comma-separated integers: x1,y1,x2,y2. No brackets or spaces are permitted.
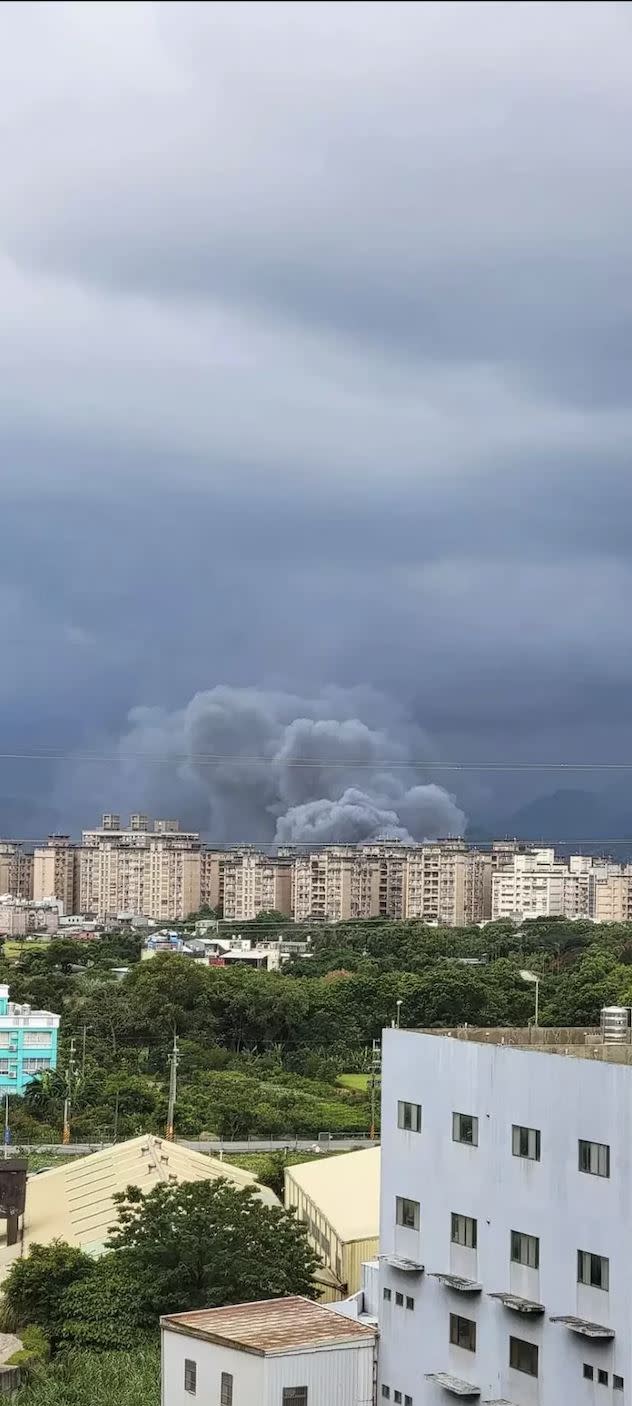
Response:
382,1390,390,1401
394,1394,402,1405
405,1398,413,1406
578,1139,610,1178
282,1391,308,1406
184,1359,197,1395
396,1196,420,1231
510,1230,540,1270
512,1125,541,1161
23,1032,51,1048
452,1112,478,1146
598,1370,609,1387
449,1314,476,1352
583,1364,594,1380
395,1292,404,1306
509,1337,539,1377
451,1213,477,1249
398,1101,422,1133
406,1296,414,1311
384,1287,392,1301
220,1373,233,1406
577,1250,609,1291
614,1376,624,1391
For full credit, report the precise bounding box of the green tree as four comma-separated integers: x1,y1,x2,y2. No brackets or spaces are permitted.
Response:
1,1240,94,1336
107,1177,319,1319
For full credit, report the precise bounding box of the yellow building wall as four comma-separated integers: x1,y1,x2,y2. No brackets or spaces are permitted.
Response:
285,1173,378,1302
343,1236,379,1297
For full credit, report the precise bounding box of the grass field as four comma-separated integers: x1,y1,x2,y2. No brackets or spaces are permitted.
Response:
3,940,48,962
336,1072,370,1092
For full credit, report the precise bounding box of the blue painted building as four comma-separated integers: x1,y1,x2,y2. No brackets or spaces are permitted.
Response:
0,984,60,1095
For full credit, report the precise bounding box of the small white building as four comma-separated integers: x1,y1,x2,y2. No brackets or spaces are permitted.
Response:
161,1295,377,1406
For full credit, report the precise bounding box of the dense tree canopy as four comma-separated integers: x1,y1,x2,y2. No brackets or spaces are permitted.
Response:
3,917,632,1143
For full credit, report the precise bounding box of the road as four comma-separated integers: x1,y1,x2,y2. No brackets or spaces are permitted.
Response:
17,1137,376,1157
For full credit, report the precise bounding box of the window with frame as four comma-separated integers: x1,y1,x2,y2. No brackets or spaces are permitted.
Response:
512,1124,541,1161
405,1398,413,1406
394,1394,402,1405
381,1390,390,1401
282,1391,308,1406
509,1336,538,1377
396,1196,420,1231
406,1296,414,1311
510,1230,539,1270
598,1370,609,1387
578,1139,610,1178
449,1313,476,1352
614,1375,624,1391
184,1359,197,1395
395,1292,404,1306
452,1112,478,1146
220,1373,233,1406
577,1249,609,1291
451,1213,477,1249
384,1287,392,1301
583,1364,594,1380
398,1100,422,1133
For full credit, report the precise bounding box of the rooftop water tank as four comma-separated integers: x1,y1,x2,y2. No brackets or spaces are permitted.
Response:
600,1006,632,1044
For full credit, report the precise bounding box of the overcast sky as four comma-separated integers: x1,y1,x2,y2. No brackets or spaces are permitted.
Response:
2,0,632,840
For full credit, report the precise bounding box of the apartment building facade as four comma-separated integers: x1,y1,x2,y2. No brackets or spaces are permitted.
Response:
222,851,292,921
78,815,201,920
0,843,33,900
379,1025,630,1406
405,842,492,926
33,835,77,914
0,983,60,1095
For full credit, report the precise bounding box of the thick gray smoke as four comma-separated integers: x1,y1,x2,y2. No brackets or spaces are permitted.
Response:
63,686,466,844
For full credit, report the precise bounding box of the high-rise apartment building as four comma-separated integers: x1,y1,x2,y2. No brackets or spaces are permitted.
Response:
0,842,33,900
378,1023,631,1405
222,850,292,921
78,815,201,920
33,835,77,915
404,841,492,925
200,850,224,912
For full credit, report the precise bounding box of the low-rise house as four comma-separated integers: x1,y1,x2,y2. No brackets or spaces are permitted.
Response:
161,1295,377,1406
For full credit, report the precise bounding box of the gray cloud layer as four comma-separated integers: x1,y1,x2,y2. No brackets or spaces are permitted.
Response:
1,2,631,837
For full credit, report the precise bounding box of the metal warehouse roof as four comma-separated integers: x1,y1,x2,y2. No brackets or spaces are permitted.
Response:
162,1296,377,1354
0,1135,278,1276
285,1146,380,1243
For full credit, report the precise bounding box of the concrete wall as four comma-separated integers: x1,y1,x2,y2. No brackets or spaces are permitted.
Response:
379,1027,632,1406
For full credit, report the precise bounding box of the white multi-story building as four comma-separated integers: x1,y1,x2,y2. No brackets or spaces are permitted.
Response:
378,1024,630,1406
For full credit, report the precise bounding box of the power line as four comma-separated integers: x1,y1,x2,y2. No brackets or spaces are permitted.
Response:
3,750,632,769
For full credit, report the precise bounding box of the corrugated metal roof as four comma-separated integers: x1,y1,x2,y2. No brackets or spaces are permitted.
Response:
0,1136,278,1276
285,1146,379,1243
162,1296,376,1354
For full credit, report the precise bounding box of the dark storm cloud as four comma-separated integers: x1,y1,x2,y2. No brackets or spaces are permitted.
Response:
0,1,632,837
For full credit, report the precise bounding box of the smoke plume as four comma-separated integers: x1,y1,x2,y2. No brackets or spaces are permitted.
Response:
61,686,466,844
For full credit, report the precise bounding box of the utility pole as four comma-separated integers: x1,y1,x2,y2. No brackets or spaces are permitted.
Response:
166,1031,179,1142
369,1038,381,1141
81,1025,89,1078
62,1037,77,1146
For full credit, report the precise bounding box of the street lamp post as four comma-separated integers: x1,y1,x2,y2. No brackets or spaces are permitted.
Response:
520,969,540,1028
396,999,403,1029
